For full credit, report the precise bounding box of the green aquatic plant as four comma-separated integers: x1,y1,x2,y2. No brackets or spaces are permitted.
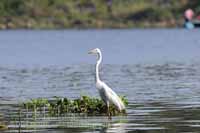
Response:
0,121,7,130
0,113,7,130
0,124,7,130
24,99,46,107
23,96,128,116
24,98,49,112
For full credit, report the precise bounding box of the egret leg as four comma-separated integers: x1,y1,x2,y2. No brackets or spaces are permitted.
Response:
107,103,111,120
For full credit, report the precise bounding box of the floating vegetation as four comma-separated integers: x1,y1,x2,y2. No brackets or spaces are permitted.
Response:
23,96,128,116
0,114,7,130
0,121,7,130
0,124,7,130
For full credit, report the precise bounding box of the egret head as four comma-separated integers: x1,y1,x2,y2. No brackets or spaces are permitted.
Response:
88,48,102,61
88,48,101,55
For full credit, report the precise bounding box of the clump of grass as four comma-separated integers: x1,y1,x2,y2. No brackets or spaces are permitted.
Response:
0,113,7,130
0,125,6,130
23,95,128,116
0,123,7,130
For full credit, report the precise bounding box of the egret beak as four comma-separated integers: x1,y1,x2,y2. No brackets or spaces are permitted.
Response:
88,49,95,54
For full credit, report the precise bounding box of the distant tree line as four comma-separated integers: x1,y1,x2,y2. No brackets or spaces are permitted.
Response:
0,0,199,29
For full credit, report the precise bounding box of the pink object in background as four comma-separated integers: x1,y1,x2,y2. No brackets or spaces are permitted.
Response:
196,15,200,20
184,9,194,20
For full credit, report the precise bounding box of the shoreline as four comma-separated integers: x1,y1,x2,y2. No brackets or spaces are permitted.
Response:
0,21,180,30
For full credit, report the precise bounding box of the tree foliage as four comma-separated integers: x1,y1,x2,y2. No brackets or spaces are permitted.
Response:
0,0,199,28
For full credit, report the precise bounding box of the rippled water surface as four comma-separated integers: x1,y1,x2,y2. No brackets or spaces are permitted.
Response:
0,29,200,132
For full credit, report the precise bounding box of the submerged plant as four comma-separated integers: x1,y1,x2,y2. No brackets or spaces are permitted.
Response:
0,114,7,130
0,119,7,130
23,96,128,116
0,124,7,130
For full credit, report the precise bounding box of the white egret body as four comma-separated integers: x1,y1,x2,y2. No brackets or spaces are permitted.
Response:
88,48,125,117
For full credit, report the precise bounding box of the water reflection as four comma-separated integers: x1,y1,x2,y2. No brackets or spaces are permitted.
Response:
2,102,200,132
101,122,127,133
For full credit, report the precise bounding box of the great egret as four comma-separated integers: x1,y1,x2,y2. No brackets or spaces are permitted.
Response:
88,48,125,118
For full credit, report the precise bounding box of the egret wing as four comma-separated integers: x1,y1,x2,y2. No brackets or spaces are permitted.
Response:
102,82,125,111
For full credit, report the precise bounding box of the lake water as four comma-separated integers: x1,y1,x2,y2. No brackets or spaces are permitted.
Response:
0,29,200,132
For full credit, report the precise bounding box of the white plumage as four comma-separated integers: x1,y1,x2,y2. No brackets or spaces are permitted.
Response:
88,48,125,118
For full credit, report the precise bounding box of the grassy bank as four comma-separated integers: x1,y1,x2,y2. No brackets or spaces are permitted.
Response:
0,0,200,29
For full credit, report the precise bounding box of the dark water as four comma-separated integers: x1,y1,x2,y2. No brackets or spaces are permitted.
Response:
0,29,200,132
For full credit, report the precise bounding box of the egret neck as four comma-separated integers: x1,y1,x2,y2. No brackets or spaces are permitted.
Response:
95,51,102,83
